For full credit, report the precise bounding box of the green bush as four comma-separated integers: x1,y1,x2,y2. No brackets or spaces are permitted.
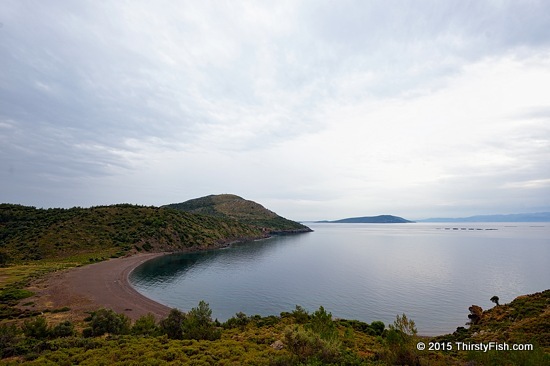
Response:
22,316,49,339
291,305,310,324
223,311,249,330
160,308,186,339
283,326,341,364
370,320,385,336
51,320,75,338
86,308,130,336
383,314,420,366
183,300,221,341
0,288,34,303
306,306,337,341
132,313,160,336
0,323,19,357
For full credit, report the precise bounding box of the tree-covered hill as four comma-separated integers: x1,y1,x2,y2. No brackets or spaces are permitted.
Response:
0,203,265,263
163,194,312,233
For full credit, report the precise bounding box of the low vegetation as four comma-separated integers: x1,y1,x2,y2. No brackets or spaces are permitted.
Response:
1,295,548,365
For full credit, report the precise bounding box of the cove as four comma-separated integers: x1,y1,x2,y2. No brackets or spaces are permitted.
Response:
129,223,550,335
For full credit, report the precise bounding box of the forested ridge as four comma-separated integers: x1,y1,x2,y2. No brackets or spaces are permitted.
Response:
0,203,265,263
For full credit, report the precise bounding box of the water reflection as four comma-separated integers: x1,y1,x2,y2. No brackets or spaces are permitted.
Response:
130,223,549,335
131,234,309,285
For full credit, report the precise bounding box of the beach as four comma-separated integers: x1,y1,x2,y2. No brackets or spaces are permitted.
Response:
26,253,172,321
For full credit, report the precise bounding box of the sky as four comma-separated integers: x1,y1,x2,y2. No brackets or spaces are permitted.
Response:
1,1,550,221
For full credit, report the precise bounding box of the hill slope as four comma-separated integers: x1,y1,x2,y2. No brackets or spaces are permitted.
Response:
0,204,265,263
163,194,312,233
437,289,549,349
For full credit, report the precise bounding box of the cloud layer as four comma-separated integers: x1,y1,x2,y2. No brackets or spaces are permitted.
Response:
1,1,550,220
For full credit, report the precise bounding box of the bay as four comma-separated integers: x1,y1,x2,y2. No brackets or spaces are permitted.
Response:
129,223,550,335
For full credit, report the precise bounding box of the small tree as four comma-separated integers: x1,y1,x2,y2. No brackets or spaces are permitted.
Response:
384,314,420,366
306,306,337,340
292,305,310,324
370,320,385,336
183,300,221,340
160,308,186,339
132,313,159,336
490,295,500,306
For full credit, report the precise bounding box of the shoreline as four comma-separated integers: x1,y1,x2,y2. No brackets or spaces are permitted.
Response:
24,231,311,322
27,252,173,321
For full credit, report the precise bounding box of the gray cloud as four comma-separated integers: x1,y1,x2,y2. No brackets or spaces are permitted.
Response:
1,1,550,217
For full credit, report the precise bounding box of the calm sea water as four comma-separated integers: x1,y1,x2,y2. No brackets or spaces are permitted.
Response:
129,223,549,335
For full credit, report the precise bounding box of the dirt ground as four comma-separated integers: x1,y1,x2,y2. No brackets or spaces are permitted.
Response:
23,253,172,322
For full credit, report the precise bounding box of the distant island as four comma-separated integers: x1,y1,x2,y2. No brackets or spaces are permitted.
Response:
316,215,413,223
418,212,550,223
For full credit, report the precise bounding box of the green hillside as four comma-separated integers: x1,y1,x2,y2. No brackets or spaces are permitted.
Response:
436,290,549,349
0,203,264,263
163,194,312,233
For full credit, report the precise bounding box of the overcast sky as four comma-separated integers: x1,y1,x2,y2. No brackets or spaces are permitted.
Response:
1,1,550,220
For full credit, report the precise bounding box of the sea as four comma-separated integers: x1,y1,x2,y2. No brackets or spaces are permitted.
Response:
129,222,549,335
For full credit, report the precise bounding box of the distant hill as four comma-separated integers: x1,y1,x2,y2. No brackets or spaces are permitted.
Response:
317,215,413,223
418,212,550,223
163,194,312,233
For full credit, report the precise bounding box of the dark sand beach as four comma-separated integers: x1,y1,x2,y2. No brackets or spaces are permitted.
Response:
26,253,171,321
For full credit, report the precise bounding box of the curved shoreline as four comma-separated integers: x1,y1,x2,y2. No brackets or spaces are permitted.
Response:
29,253,173,321
28,233,311,322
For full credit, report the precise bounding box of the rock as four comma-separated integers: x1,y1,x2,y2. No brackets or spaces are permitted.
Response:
468,305,483,325
271,340,284,350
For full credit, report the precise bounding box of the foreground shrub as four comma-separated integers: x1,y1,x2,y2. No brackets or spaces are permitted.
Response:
280,306,343,364
131,313,160,336
223,311,250,330
291,305,310,324
370,320,385,336
50,320,75,338
84,308,130,336
0,323,19,357
160,308,186,339
382,313,420,366
284,326,341,364
22,316,49,339
306,306,338,341
182,300,221,341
